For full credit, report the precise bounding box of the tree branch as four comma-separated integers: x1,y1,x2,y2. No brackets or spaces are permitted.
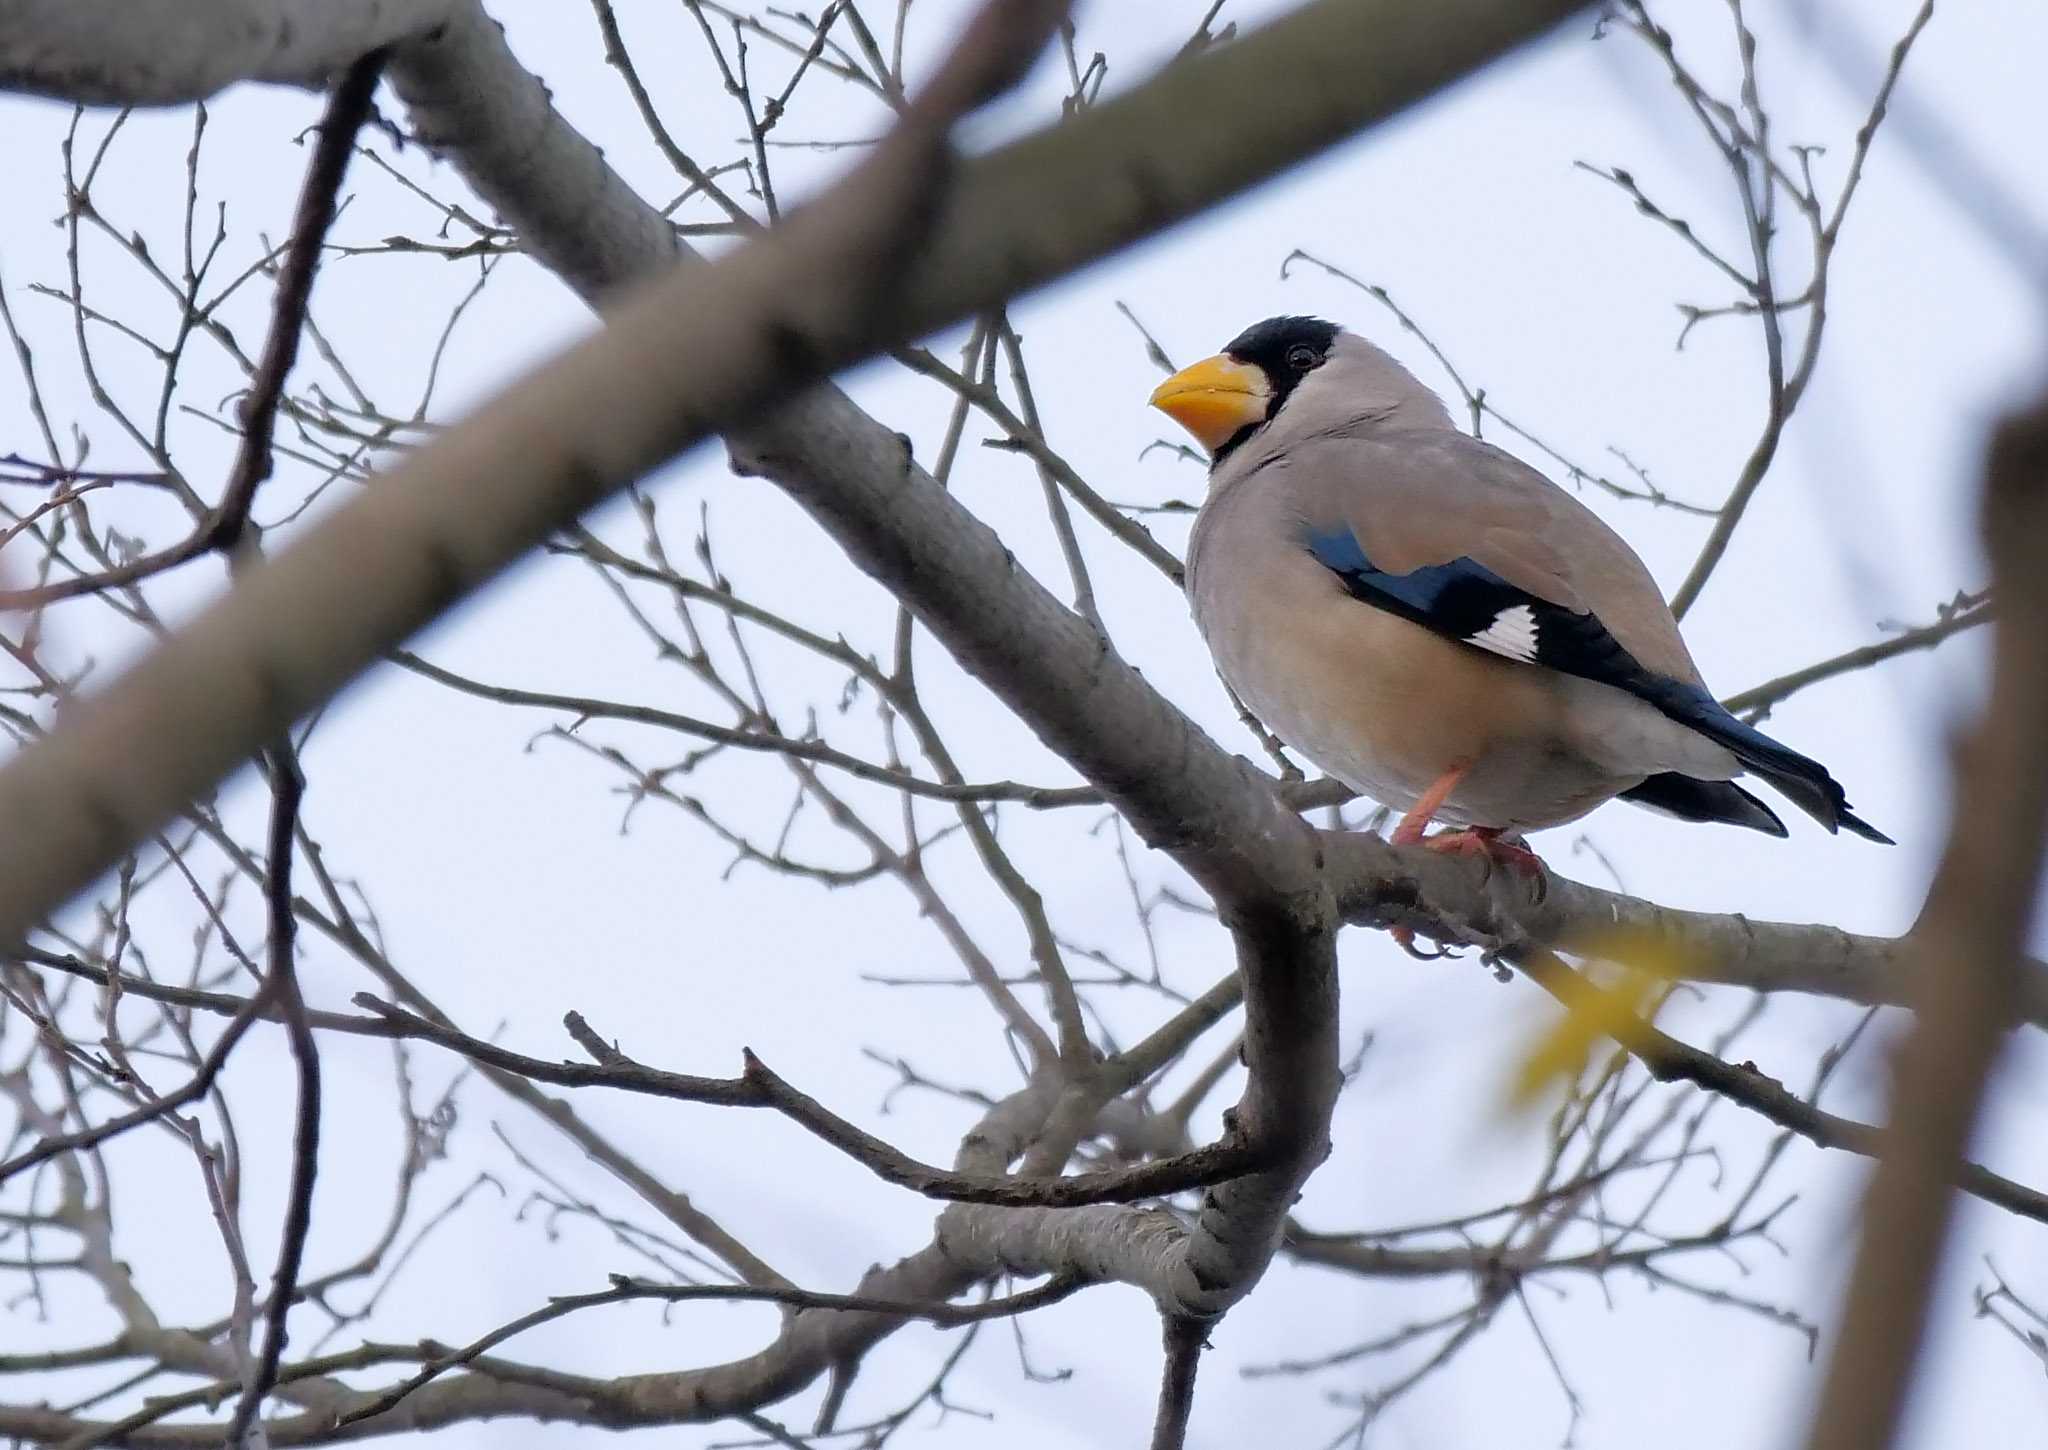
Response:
1721,595,1992,722
1510,949,2048,1225
1150,1316,1208,1450
0,0,1589,951
0,1,448,104
350,994,1275,1209
1802,386,2048,1450
1321,830,2048,1032
221,747,318,1446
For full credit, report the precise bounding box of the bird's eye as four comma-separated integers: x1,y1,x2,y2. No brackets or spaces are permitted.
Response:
1286,344,1323,373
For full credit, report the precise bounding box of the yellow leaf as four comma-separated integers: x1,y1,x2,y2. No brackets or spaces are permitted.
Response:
1505,929,1697,1111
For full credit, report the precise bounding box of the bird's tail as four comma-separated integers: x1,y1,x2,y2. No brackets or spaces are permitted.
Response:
1621,773,1787,835
1647,683,1894,844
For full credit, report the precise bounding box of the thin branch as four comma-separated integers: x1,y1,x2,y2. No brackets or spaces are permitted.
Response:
0,46,384,608
1510,950,2048,1226
12,946,399,1036
894,340,1185,582
1722,594,1991,721
0,989,266,1184
225,746,318,1443
222,67,386,1435
335,1271,1087,1429
353,996,1276,1209
1149,1316,1207,1450
391,649,1096,808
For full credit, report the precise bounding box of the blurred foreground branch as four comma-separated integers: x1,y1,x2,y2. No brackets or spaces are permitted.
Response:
1802,386,2048,1450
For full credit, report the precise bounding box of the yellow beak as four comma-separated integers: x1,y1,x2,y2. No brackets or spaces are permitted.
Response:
1148,354,1271,454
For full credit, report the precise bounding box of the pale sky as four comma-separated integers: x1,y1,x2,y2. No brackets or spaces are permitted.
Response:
3,2,2046,1446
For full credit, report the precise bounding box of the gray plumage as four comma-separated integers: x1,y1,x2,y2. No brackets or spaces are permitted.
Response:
1165,321,1882,843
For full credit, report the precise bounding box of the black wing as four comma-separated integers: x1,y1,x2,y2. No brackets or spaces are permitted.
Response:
1302,525,1891,843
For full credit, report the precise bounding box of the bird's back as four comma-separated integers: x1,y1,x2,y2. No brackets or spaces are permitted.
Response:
1235,425,1709,688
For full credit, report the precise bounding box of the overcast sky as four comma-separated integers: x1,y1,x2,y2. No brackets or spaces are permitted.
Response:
3,2,2046,1446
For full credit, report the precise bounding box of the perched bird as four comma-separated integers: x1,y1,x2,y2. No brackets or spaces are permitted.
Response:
1149,316,1890,876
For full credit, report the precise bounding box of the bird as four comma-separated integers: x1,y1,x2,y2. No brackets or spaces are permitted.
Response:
1148,315,1890,886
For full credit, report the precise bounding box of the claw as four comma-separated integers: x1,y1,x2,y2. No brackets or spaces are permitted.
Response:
1390,923,1455,960
1384,763,1543,956
1424,827,1546,877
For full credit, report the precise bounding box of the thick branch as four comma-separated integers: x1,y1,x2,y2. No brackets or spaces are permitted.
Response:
1321,830,2048,1031
0,0,454,104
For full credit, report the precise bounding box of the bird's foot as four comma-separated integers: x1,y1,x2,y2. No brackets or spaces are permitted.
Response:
1422,826,1545,878
1389,829,1542,956
1389,923,1455,960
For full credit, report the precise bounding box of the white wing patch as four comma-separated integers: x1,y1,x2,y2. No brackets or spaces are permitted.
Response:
1466,603,1540,663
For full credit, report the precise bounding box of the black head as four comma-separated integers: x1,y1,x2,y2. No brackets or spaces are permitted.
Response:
1151,317,1452,464
1224,316,1340,395
1210,316,1340,460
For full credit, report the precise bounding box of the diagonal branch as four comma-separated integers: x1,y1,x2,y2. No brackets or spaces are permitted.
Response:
332,1271,1089,1430
350,994,1275,1209
1721,594,1992,721
0,0,1590,952
392,648,1100,808
1510,949,2048,1225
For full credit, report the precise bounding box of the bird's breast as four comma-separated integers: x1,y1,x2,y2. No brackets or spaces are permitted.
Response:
1192,543,1484,804
1188,531,1648,829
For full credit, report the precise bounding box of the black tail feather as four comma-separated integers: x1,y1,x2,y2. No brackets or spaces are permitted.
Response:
1622,774,1788,836
1640,681,1894,845
1835,805,1895,846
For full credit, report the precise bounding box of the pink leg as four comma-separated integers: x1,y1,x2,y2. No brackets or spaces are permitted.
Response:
1387,776,1547,958
1389,763,1470,956
1391,763,1470,846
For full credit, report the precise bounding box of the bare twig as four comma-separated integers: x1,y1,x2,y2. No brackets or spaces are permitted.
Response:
0,48,385,607
334,1271,1087,1429
224,747,317,1444
0,989,266,1184
352,996,1274,1209
1722,594,1992,721
1508,949,2048,1226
